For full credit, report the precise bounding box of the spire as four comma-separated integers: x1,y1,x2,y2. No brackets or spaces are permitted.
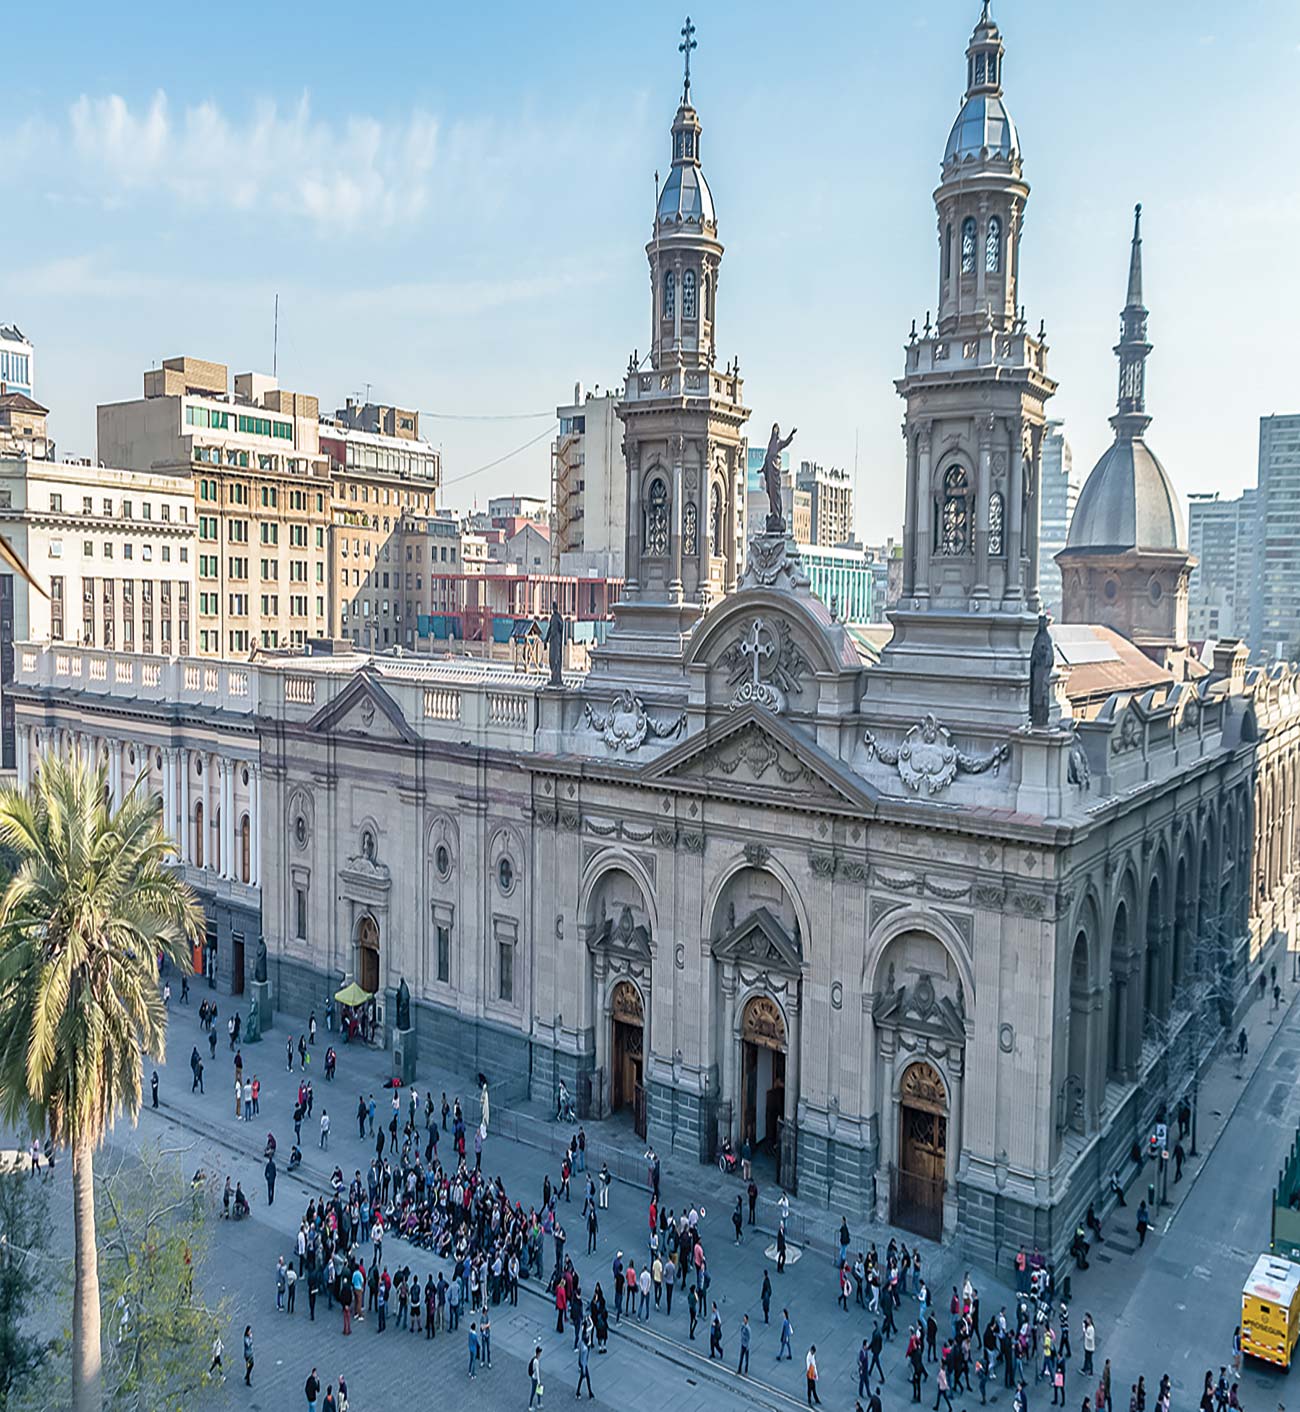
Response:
1111,202,1152,440
1125,202,1143,308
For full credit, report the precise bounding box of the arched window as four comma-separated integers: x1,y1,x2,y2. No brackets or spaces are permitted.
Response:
960,218,976,275
193,801,204,869
703,273,712,321
938,466,971,555
988,491,1005,556
683,269,697,319
683,501,698,557
944,223,952,280
710,482,724,550
663,271,676,318
240,813,251,884
645,477,669,556
985,216,1001,273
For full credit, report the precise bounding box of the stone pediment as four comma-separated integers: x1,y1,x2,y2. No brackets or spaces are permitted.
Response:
641,705,877,813
588,903,653,961
873,972,967,1045
713,905,803,973
307,671,419,745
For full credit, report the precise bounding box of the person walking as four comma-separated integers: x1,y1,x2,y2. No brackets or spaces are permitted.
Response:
761,1270,772,1323
859,1339,873,1398
320,1109,330,1148
688,1282,699,1340
528,1345,544,1409
709,1303,724,1360
1136,1201,1150,1247
305,1368,320,1412
599,1162,611,1209
466,1321,479,1379
151,1070,159,1108
868,1323,885,1381
1083,1315,1096,1376
242,1326,254,1386
576,1334,594,1400
733,1197,744,1245
777,1222,788,1274
780,1309,794,1360
934,1361,953,1412
748,1178,759,1225
209,1329,224,1379
587,1203,598,1255
806,1346,822,1406
265,1154,277,1206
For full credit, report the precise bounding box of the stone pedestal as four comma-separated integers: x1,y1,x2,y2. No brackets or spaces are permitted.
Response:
394,1025,417,1084
247,980,272,1043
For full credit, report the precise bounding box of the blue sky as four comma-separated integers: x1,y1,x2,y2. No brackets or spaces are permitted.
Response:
5,0,1297,541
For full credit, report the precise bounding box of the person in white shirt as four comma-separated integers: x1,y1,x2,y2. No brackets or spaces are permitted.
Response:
320,1110,331,1149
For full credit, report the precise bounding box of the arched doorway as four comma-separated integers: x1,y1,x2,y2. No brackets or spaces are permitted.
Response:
240,813,251,884
1065,930,1090,1135
741,995,788,1180
896,1060,947,1240
610,980,646,1138
357,915,380,995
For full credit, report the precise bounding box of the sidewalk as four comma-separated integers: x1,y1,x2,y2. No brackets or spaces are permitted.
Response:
148,997,952,1412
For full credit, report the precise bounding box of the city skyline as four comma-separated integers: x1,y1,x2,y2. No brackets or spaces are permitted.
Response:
5,0,1297,540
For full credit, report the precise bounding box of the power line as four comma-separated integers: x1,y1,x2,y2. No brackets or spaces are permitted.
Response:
421,409,555,422
440,423,558,489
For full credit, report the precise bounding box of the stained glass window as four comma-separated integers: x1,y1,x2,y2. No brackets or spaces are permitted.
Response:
989,491,1004,556
683,269,697,319
939,466,970,555
985,216,1001,273
663,271,675,318
961,218,976,275
645,478,669,556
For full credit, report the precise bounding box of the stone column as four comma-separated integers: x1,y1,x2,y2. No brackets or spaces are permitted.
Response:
914,422,933,602
876,1028,897,1223
219,758,232,880
726,449,740,593
179,748,191,865
251,763,261,887
625,439,641,595
720,965,738,1143
161,749,175,859
1025,429,1042,611
669,439,685,600
902,429,917,598
1005,422,1024,604
974,414,993,601
108,740,123,810
15,724,30,793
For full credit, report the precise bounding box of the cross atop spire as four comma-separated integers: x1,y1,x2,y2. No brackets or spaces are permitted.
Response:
680,16,697,97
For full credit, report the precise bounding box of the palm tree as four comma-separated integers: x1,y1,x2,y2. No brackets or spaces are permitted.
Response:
0,754,202,1412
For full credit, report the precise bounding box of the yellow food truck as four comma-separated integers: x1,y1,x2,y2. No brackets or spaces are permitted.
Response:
1242,1254,1300,1368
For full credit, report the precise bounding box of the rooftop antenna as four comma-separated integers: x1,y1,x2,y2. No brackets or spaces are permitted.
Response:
272,293,279,379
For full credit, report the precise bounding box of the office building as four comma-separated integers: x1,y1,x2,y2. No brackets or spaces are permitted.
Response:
796,460,854,547
98,358,332,655
798,543,874,622
1037,420,1076,617
1187,490,1256,642
1252,415,1300,661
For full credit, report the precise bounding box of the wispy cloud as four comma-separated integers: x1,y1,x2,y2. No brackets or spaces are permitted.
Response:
63,91,439,230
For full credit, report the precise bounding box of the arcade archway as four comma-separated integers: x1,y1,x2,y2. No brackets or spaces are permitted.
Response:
896,1060,948,1240
357,914,380,995
610,980,646,1138
741,995,788,1165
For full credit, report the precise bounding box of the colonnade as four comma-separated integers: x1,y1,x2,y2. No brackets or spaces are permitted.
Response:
14,722,261,887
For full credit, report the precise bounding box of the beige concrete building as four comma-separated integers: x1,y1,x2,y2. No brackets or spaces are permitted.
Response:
552,388,625,577
13,8,1300,1270
98,358,332,654
796,460,853,548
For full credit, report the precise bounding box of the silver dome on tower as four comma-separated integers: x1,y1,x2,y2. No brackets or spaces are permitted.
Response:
943,2,1021,169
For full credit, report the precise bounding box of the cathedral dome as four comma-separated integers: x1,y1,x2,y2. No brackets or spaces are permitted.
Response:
1065,436,1186,554
657,160,716,229
944,93,1019,165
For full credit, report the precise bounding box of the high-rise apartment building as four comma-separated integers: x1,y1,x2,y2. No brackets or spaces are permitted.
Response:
0,325,33,399
98,358,332,655
1253,414,1300,661
1037,420,1076,618
796,460,853,547
318,402,440,650
1187,489,1256,642
551,388,624,576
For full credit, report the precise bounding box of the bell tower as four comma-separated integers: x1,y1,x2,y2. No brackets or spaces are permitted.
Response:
864,3,1059,733
592,17,750,689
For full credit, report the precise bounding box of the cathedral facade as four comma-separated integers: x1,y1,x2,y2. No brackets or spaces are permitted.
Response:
11,7,1300,1264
